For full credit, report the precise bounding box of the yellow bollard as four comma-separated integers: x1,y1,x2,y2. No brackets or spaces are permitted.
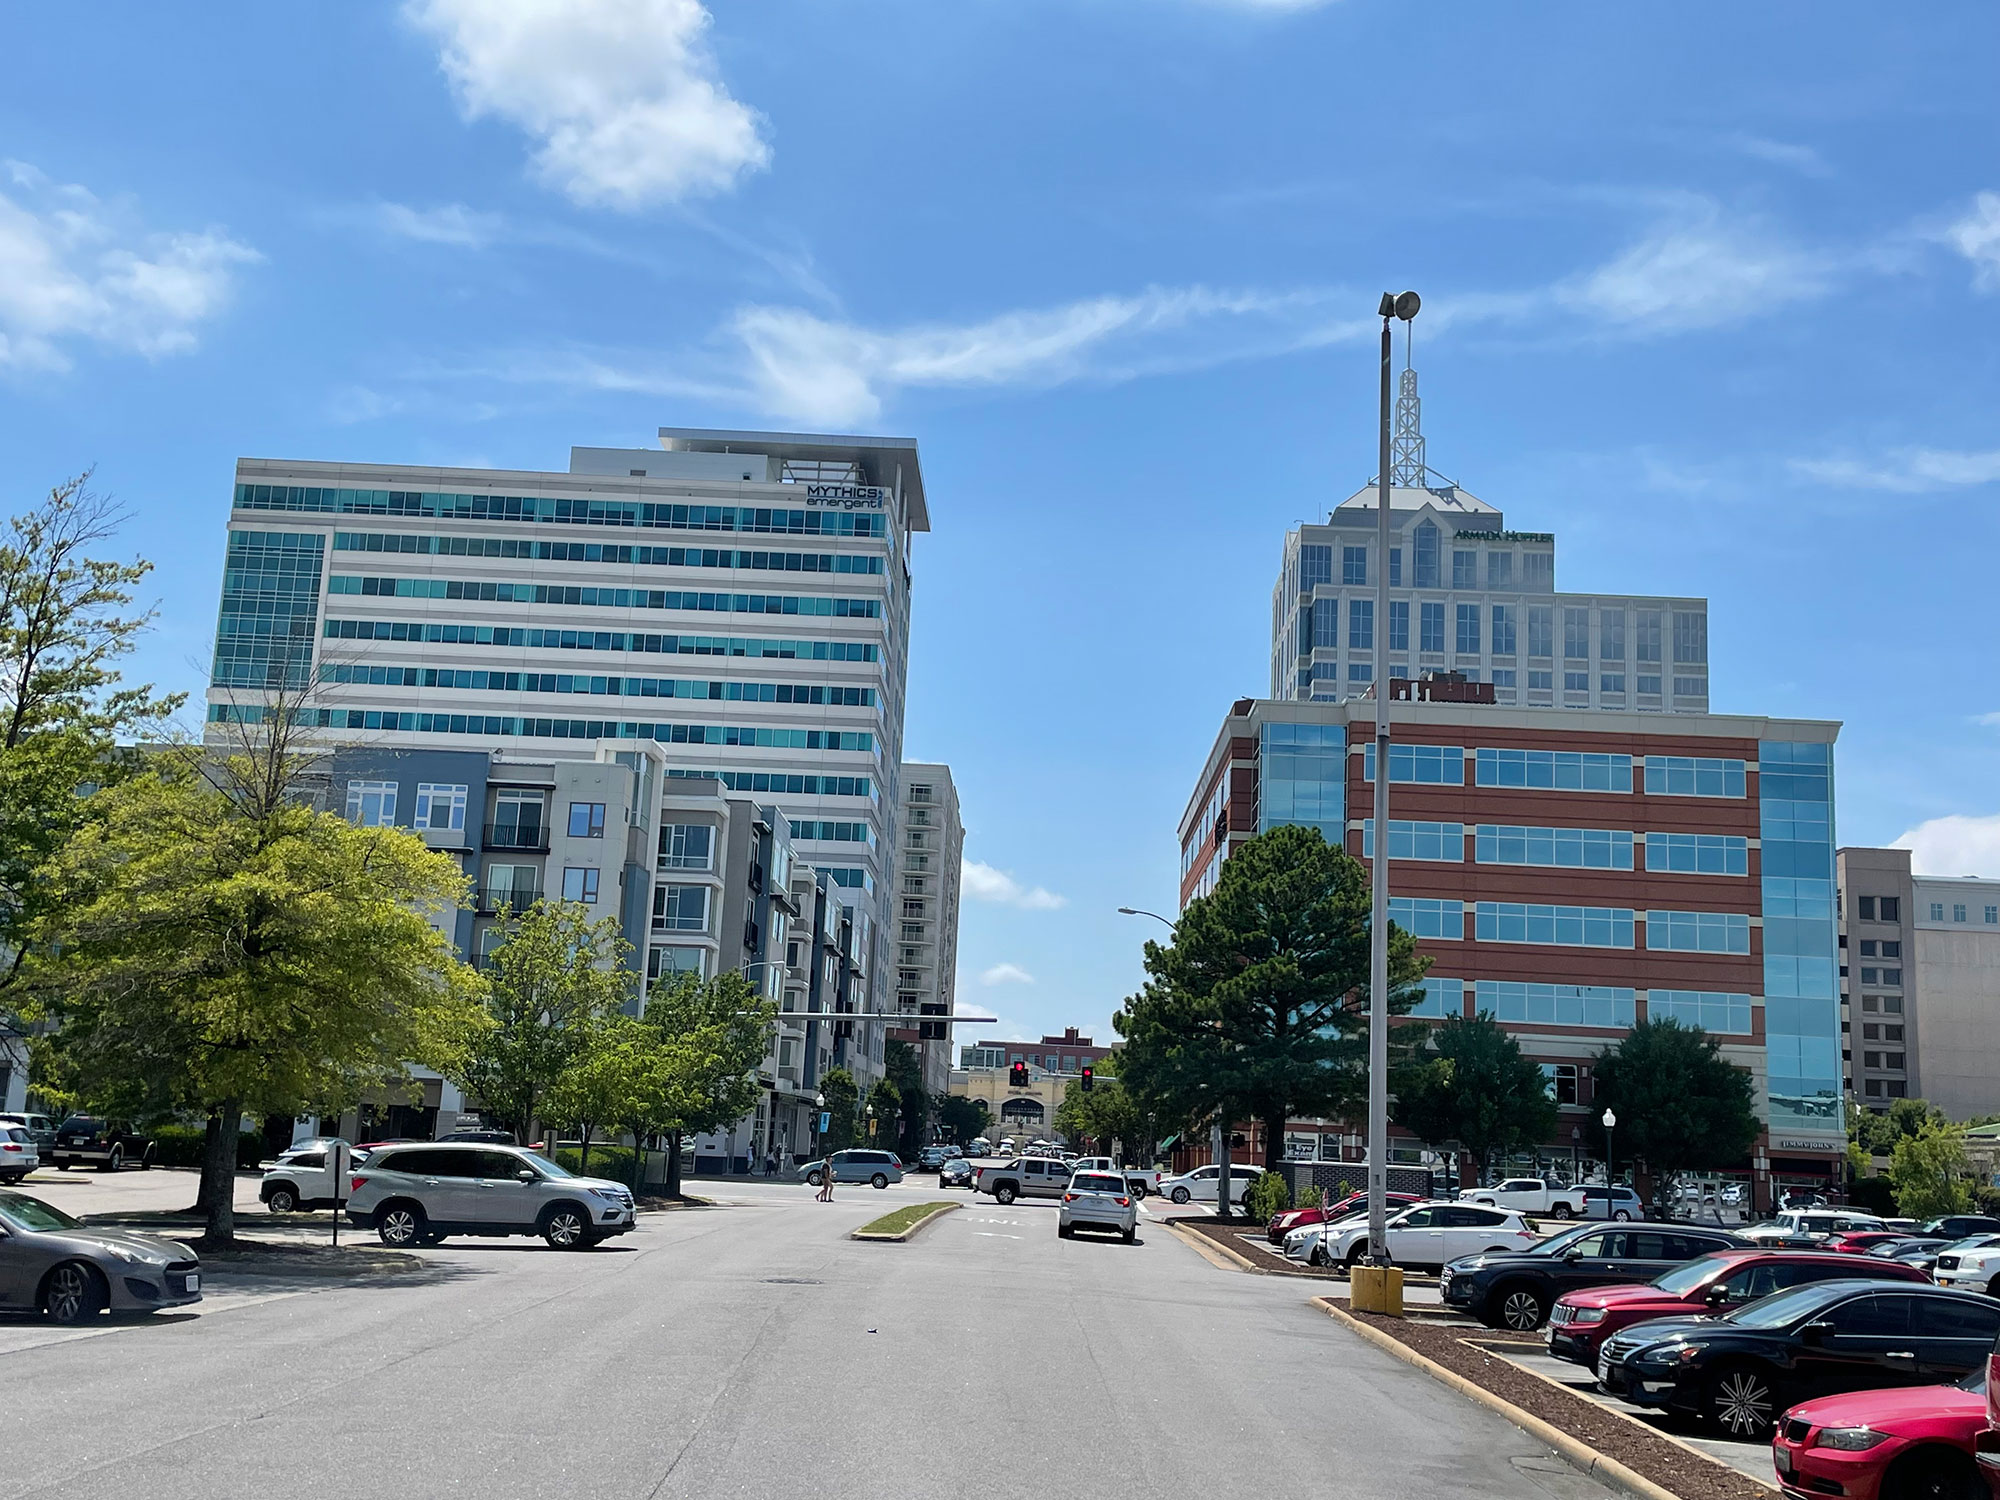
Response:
1349,1264,1405,1316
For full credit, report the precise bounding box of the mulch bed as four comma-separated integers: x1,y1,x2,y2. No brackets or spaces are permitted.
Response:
1174,1219,1349,1277
1345,1312,1776,1500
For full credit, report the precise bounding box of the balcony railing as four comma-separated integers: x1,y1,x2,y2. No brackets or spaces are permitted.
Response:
483,824,549,853
477,885,543,914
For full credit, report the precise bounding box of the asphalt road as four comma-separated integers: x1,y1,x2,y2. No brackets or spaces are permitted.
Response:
2,1175,1620,1500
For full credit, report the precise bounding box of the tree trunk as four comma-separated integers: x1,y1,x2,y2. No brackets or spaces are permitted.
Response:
192,1113,222,1214
578,1125,593,1174
200,1099,242,1248
1262,1111,1286,1171
665,1131,683,1199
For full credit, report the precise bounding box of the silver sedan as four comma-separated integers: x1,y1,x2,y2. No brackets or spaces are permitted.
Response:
0,1191,202,1323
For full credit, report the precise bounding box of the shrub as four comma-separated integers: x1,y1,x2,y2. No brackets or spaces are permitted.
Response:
554,1144,647,1184
1244,1169,1291,1224
1299,1184,1324,1210
149,1124,263,1170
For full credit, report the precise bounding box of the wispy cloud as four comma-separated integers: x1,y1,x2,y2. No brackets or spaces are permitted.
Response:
1893,814,2000,879
1943,191,2000,291
961,859,1067,912
371,201,504,247
405,0,769,210
0,161,259,373
1718,133,1831,178
978,962,1036,987
1791,448,2000,493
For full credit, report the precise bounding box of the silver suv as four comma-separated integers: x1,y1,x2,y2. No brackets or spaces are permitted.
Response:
346,1143,636,1250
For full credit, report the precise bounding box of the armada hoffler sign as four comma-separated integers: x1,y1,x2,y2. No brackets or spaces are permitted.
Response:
804,483,888,510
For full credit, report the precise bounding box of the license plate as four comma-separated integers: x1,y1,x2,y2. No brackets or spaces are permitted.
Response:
1597,1355,1611,1384
1773,1446,1792,1475
185,1274,200,1292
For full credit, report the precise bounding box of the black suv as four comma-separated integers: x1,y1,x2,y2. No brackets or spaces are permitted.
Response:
1600,1280,2000,1439
50,1117,155,1171
1441,1221,1746,1330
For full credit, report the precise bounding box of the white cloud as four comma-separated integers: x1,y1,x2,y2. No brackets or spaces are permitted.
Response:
0,161,258,372
1892,814,2000,879
405,0,769,210
372,201,504,247
1943,191,2000,291
1719,133,1831,178
730,286,1356,426
961,858,1068,912
978,963,1036,987
1790,448,2000,493
1549,199,1832,335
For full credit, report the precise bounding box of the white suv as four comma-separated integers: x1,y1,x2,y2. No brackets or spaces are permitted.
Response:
1322,1202,1537,1270
346,1143,636,1250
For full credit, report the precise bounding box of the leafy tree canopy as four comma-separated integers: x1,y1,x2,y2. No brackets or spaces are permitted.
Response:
1892,1120,1974,1219
1588,1019,1759,1186
1392,1013,1557,1174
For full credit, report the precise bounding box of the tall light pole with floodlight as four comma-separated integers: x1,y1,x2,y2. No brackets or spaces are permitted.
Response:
1367,290,1420,1269
1602,1107,1617,1187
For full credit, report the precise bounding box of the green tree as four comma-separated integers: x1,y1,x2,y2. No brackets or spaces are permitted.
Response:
544,1015,658,1174
644,969,773,1197
818,1066,861,1154
933,1092,989,1145
0,476,179,1029
869,1075,904,1153
1853,1096,1946,1158
1588,1019,1759,1196
1392,1013,1558,1181
29,749,487,1246
884,1039,928,1158
1113,825,1430,1174
1892,1120,1974,1218
447,900,632,1143
1054,1075,1146,1156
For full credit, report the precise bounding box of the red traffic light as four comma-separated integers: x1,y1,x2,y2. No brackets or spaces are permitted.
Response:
1081,1066,1094,1092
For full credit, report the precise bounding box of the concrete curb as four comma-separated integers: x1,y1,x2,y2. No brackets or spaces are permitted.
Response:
850,1201,960,1242
1167,1220,1272,1273
1310,1297,1683,1500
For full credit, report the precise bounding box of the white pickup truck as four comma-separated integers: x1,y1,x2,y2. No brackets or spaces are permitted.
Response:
1070,1157,1161,1199
1461,1177,1592,1219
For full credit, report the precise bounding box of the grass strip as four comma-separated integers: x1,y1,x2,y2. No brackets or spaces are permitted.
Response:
852,1201,959,1240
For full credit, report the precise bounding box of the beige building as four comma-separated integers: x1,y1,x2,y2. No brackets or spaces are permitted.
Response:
948,1062,1070,1143
894,764,964,1096
1911,874,2000,1121
1837,847,1918,1107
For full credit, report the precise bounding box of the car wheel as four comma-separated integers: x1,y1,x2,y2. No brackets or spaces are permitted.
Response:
1494,1286,1549,1331
101,1147,122,1173
1129,1183,1146,1199
1171,1187,1191,1205
805,1170,824,1187
1059,1223,1074,1239
376,1202,427,1248
1987,1274,2000,1300
139,1146,153,1171
1345,1244,1368,1268
1880,1446,1983,1500
1549,1205,1574,1220
1308,1246,1326,1267
871,1173,889,1190
1122,1227,1136,1244
1704,1365,1778,1439
541,1204,591,1250
1613,1210,1633,1222
42,1261,105,1324
267,1186,299,1214
995,1185,1017,1205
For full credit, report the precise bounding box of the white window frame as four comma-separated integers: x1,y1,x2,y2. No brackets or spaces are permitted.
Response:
345,780,397,827
414,782,467,832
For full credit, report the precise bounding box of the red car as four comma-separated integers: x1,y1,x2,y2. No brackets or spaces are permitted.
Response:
1267,1191,1423,1245
1825,1231,1911,1255
1547,1250,1930,1369
1773,1374,1986,1500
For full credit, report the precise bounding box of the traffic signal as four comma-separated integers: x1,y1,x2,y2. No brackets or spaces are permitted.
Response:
1080,1065,1094,1093
1009,1062,1028,1088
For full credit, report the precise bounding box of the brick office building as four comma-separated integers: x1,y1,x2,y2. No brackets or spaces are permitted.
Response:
1177,690,1845,1208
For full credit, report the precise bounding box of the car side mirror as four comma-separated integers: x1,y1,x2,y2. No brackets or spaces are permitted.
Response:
516,1169,538,1184
1799,1321,1830,1345
1704,1284,1731,1306
1562,1248,1584,1261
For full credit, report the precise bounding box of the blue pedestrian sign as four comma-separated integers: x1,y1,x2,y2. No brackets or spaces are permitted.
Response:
817,1111,831,1133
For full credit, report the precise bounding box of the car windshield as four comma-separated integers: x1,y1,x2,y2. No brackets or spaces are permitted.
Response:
1721,1284,1845,1330
0,1192,80,1232
1652,1255,1732,1295
1955,1366,1989,1396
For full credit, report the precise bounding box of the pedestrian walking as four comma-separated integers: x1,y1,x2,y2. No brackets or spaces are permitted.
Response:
816,1160,834,1202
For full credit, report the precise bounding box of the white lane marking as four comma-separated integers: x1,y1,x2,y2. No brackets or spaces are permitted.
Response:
973,1232,1022,1239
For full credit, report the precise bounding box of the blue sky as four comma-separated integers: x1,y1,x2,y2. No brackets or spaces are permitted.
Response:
4,2,1999,1047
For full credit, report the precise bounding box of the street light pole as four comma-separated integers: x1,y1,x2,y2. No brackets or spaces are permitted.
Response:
1116,907,1176,930
1367,290,1419,1268
1602,1107,1617,1190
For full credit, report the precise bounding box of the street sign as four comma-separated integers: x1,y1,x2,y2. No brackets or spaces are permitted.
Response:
818,1111,831,1133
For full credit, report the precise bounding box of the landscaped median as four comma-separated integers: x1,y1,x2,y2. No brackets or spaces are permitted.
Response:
850,1201,960,1242
1312,1299,1775,1500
